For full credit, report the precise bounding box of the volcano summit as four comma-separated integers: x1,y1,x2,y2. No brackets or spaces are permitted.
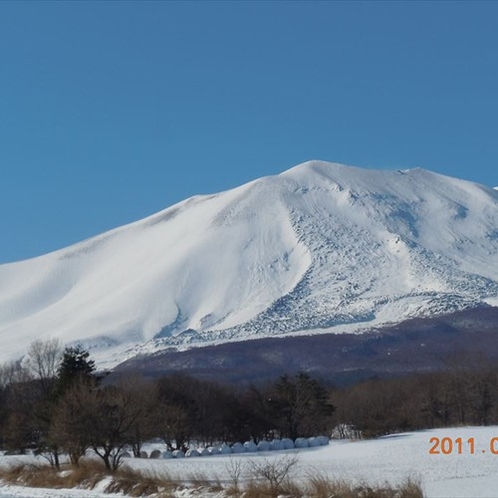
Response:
1,161,498,368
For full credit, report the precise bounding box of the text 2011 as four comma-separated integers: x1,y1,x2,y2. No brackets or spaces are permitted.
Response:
429,437,498,455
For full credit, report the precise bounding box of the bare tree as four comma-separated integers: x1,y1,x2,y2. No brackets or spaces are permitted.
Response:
2,375,38,454
272,373,334,439
50,379,95,465
52,379,147,471
25,338,63,395
248,454,299,495
157,403,191,451
113,375,159,457
0,360,31,389
225,457,245,496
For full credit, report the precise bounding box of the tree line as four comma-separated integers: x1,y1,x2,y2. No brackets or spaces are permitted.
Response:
331,355,498,437
2,340,498,472
0,340,334,471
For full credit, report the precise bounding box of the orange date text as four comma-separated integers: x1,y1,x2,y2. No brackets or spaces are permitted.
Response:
429,436,498,455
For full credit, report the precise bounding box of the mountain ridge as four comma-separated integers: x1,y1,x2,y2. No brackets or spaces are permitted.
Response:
1,160,498,368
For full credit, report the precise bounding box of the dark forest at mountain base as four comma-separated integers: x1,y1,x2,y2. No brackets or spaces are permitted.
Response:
115,306,498,385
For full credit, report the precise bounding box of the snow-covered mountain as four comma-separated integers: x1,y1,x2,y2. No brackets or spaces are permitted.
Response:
2,161,498,368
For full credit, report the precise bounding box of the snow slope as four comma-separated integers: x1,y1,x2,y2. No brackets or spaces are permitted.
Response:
1,161,498,367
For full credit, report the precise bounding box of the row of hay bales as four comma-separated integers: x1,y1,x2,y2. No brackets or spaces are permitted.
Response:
125,436,329,460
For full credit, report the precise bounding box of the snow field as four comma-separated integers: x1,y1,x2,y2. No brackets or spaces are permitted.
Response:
128,426,498,497
2,427,498,496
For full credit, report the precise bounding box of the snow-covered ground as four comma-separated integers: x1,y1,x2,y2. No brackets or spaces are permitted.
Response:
2,426,498,497
0,483,114,498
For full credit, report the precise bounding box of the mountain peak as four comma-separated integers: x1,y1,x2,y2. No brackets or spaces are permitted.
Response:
280,159,364,180
1,160,498,368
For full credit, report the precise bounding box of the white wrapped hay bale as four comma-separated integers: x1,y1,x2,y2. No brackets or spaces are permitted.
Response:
243,441,257,452
308,437,320,447
282,438,294,449
231,442,245,453
294,437,309,448
270,439,284,451
220,443,232,454
173,449,185,459
257,440,270,452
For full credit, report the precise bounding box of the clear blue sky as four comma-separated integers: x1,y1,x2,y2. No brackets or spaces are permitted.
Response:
1,1,497,263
